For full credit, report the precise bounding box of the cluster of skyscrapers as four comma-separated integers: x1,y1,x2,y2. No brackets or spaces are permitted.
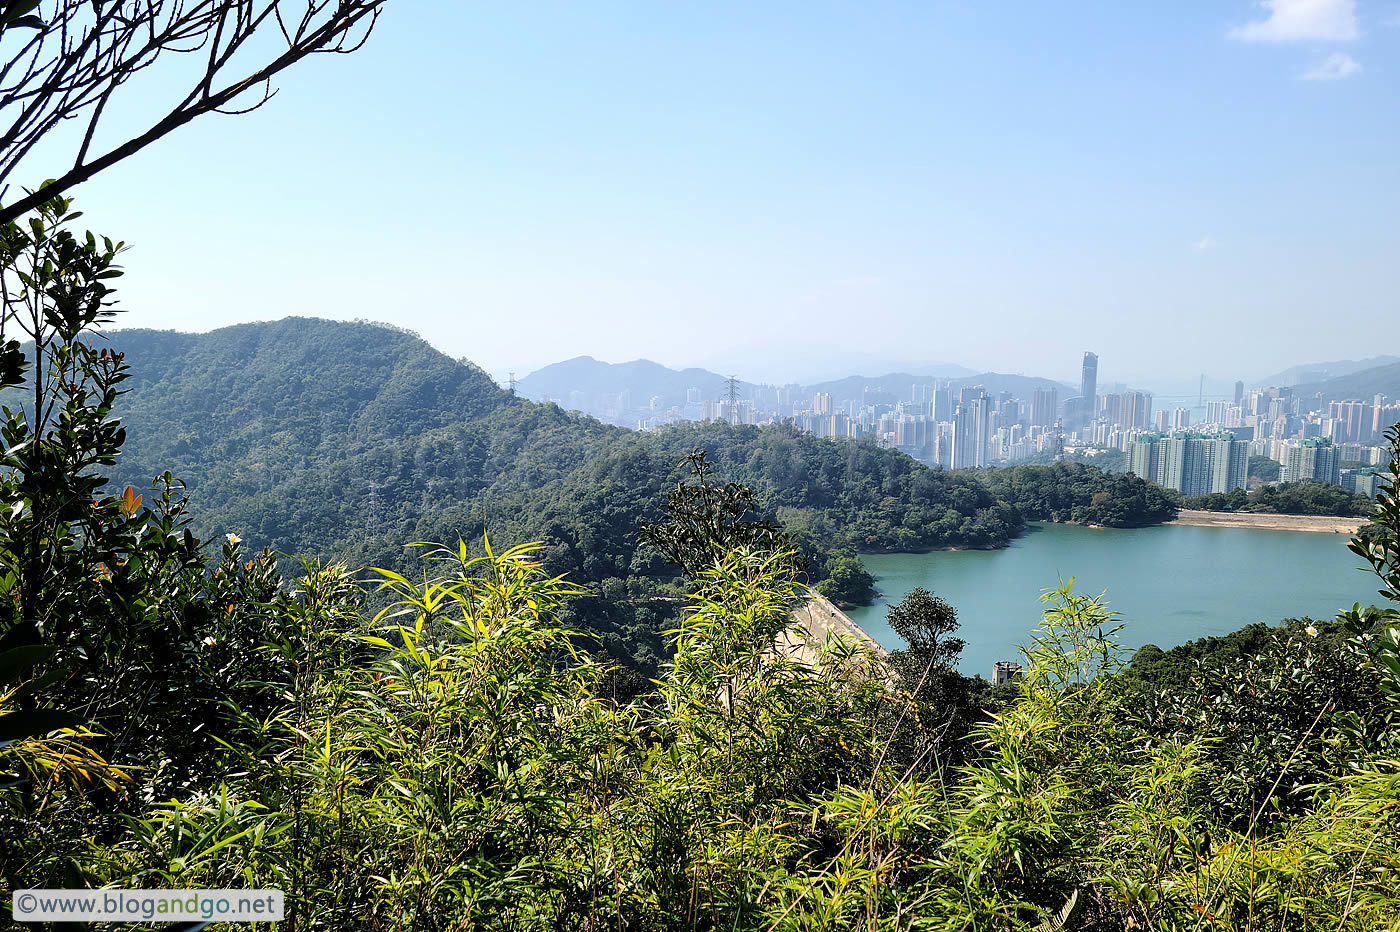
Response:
1129,432,1249,496
625,348,1399,500
1280,437,1342,486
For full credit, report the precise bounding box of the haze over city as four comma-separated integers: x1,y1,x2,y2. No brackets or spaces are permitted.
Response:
20,0,1392,385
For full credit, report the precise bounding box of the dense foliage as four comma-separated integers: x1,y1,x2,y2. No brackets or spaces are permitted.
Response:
979,460,1180,527
1015,447,1131,473
0,319,1158,670
8,536,1400,930
1249,454,1281,482
1185,479,1373,516
1124,616,1396,823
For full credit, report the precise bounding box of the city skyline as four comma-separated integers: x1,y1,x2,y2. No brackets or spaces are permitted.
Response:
509,341,1393,408
520,340,1398,497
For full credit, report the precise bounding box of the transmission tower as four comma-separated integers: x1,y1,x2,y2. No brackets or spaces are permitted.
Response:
365,480,383,535
507,371,517,396
724,375,740,423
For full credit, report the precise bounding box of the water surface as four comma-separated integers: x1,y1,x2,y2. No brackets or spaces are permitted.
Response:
845,522,1383,678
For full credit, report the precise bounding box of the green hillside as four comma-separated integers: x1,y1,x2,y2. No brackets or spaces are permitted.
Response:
111,318,509,480
1256,355,1400,388
86,318,1172,670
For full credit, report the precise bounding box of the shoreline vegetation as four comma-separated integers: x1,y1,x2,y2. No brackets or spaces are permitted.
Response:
1168,509,1366,534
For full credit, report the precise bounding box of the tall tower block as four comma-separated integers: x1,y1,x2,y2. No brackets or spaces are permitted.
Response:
1080,352,1098,423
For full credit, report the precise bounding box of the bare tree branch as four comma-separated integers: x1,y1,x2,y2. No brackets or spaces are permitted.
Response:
0,0,385,224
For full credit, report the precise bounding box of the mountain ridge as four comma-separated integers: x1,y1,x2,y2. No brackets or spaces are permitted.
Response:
1292,360,1400,405
520,354,1075,424
1255,355,1400,389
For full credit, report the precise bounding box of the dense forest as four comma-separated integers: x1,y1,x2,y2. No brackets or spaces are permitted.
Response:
980,461,1180,527
1185,480,1374,517
62,319,1168,671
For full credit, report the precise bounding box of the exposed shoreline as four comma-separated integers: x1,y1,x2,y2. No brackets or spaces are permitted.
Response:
1167,509,1366,534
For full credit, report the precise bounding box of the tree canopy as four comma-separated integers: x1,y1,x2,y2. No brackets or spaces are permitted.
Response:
1185,480,1373,517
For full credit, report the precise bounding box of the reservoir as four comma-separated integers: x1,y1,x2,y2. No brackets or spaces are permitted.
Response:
845,522,1385,678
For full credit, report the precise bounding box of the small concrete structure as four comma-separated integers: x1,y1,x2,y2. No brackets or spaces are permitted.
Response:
992,660,1024,685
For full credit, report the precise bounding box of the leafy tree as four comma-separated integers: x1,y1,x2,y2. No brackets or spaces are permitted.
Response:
1186,480,1371,517
0,190,143,656
639,449,797,579
816,551,874,605
882,586,984,771
0,200,301,837
1344,423,1400,700
886,586,963,663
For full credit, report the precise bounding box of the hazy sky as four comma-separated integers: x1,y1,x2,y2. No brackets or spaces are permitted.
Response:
20,0,1399,388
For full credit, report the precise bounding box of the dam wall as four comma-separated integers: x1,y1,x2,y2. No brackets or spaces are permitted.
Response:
777,592,890,664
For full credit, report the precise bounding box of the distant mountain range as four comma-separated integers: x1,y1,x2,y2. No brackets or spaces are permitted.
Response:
1255,356,1400,389
1292,361,1400,404
803,372,1074,402
523,350,1400,425
516,357,749,423
519,356,1074,425
690,345,979,385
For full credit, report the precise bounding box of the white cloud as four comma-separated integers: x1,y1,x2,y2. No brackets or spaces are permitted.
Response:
1193,237,1217,250
1229,0,1359,41
1301,51,1362,78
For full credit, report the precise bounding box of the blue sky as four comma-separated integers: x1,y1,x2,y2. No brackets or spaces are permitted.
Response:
26,0,1400,388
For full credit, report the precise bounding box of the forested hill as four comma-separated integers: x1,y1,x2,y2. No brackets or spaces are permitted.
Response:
91,318,1170,670
111,318,510,481
100,319,1017,566
89,319,1002,667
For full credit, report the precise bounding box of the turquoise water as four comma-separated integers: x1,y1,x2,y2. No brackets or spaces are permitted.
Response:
845,522,1385,678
